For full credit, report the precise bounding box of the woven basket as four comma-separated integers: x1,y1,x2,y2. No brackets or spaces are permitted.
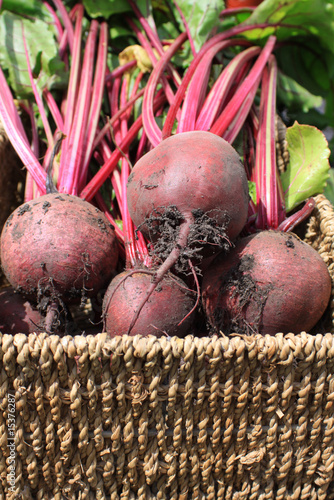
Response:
0,195,334,500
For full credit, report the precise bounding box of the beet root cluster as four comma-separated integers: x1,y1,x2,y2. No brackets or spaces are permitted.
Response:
1,132,332,337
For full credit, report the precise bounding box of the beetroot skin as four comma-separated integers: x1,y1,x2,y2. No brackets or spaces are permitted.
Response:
1,193,119,301
202,230,332,335
103,271,195,337
127,131,249,248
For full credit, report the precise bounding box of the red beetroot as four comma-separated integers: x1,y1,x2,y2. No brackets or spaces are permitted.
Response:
202,230,332,335
103,270,195,337
0,286,43,334
125,131,249,329
127,131,249,249
1,193,119,303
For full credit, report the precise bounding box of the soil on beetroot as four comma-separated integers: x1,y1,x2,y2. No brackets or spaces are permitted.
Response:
210,253,273,335
202,230,332,336
137,205,232,275
0,193,119,336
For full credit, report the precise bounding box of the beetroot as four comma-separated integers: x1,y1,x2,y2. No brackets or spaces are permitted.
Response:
125,131,249,327
0,286,43,334
1,193,119,303
103,270,195,337
127,131,249,250
202,230,332,335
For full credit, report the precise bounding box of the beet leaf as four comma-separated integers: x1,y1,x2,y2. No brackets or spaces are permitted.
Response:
171,0,225,51
0,8,66,98
280,122,331,212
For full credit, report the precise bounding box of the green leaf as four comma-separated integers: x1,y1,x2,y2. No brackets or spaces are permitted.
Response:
1,0,53,19
323,168,334,206
114,219,124,231
82,0,131,18
0,11,66,99
243,0,334,54
109,25,134,39
171,0,225,51
280,122,331,211
248,181,257,205
277,71,323,113
275,42,334,99
241,1,334,98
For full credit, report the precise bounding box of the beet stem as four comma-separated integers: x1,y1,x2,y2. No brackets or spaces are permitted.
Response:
80,91,166,201
177,259,200,327
277,198,316,232
142,31,187,146
127,214,194,334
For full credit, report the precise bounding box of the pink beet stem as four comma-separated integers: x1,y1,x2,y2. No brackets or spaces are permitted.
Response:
0,68,47,193
255,54,286,229
142,32,188,147
118,78,138,267
59,20,99,194
195,44,259,131
57,5,84,189
210,35,276,137
127,1,162,53
127,0,182,87
222,81,260,144
178,40,233,133
172,0,197,56
108,76,122,141
93,88,145,149
162,24,279,140
126,16,180,106
43,2,64,42
105,61,137,82
135,127,148,162
94,138,123,212
51,0,75,52
79,21,109,191
109,75,150,268
43,88,64,131
278,198,315,233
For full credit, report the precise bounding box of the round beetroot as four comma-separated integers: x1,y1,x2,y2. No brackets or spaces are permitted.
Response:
102,270,195,337
1,193,119,302
202,230,332,335
127,131,249,247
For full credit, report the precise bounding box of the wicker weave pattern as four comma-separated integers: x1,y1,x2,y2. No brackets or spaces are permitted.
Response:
1,195,334,499
0,333,334,499
304,194,334,331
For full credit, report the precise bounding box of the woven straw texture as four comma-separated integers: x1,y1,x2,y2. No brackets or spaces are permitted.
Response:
0,194,334,500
